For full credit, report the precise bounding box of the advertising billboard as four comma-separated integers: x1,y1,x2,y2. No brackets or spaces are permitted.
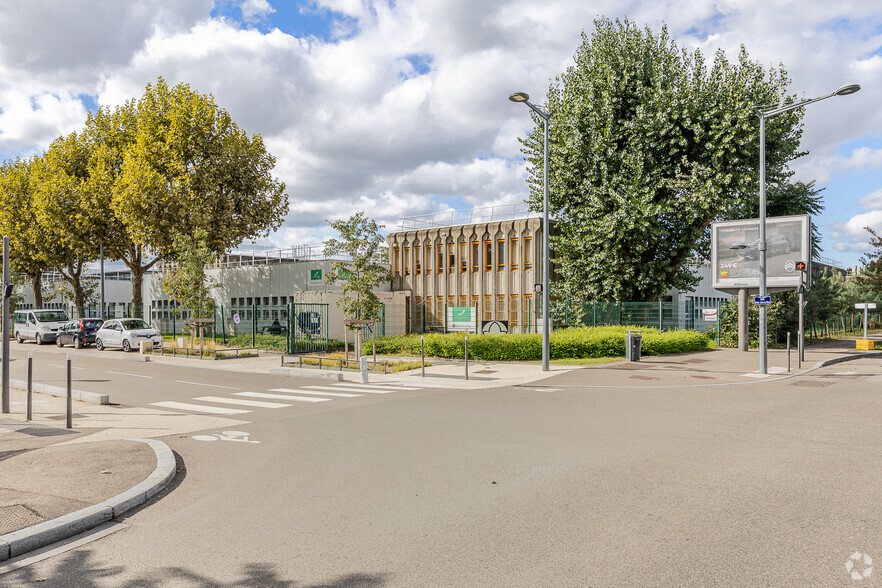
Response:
711,215,811,294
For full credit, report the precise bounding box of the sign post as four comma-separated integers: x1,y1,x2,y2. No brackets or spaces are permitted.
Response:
855,303,877,348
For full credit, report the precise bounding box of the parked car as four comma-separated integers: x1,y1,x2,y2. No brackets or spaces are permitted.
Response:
95,318,163,352
55,318,104,349
13,309,70,345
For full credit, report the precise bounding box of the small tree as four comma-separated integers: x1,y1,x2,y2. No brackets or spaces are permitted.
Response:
324,212,392,349
162,230,218,341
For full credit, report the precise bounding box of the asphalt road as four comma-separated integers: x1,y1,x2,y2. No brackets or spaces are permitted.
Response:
1,346,881,586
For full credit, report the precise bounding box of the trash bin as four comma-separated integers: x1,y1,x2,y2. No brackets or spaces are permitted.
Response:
625,330,642,362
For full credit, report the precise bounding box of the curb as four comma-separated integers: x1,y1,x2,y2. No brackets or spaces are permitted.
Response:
0,438,175,561
813,351,882,369
10,379,109,405
269,367,344,381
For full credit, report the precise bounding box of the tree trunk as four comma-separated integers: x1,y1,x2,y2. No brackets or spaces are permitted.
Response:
29,273,43,308
131,266,144,318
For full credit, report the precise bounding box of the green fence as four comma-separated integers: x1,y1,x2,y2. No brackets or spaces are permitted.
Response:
148,303,330,354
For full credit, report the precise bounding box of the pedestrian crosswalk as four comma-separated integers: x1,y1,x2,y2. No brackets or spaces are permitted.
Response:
150,381,424,415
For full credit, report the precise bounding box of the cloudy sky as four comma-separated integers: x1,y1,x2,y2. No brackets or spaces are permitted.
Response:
0,0,880,267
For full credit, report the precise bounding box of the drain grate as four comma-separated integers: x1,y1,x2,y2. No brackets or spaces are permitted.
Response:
607,363,646,370
630,375,658,380
790,380,836,387
0,504,44,532
683,359,710,364
691,375,716,380
472,370,497,374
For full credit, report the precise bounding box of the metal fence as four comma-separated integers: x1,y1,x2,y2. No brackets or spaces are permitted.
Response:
147,303,330,354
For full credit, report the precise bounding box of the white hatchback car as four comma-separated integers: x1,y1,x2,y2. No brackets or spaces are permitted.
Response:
95,318,163,352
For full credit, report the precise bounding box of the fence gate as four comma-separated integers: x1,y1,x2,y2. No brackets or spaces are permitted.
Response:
286,303,329,354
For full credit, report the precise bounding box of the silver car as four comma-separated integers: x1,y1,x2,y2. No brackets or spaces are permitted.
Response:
95,318,163,352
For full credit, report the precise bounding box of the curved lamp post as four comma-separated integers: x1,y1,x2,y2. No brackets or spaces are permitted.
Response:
510,91,550,371
756,83,860,374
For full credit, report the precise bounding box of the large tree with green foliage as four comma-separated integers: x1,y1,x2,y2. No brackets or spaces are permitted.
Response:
162,229,218,321
323,212,392,322
522,18,805,301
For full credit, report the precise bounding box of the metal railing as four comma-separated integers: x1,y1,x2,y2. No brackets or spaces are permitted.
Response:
399,203,539,230
281,354,389,374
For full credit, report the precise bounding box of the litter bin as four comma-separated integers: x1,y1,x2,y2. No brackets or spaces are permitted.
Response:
625,329,642,362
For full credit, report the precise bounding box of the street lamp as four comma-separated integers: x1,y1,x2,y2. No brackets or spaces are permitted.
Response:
755,83,860,374
510,91,551,371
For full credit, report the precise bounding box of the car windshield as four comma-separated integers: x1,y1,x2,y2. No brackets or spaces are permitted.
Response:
34,311,69,322
121,319,150,330
82,320,103,329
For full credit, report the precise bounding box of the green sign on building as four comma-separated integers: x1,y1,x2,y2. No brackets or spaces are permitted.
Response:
310,269,322,281
447,307,476,332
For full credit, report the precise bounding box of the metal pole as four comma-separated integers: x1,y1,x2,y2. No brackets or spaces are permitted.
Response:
758,114,768,375
27,353,32,421
421,335,425,378
738,288,748,352
786,332,791,373
541,114,550,372
1,236,8,414
66,354,72,429
99,242,105,321
798,285,805,365
464,335,469,380
864,308,869,340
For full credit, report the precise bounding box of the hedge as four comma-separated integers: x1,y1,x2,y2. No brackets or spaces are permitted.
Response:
363,326,713,361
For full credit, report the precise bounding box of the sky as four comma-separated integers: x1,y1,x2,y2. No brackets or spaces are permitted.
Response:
0,0,881,269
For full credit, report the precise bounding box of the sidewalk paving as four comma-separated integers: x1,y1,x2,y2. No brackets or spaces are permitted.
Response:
0,334,878,563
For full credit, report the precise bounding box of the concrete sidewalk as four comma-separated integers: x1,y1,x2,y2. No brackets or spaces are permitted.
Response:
0,335,877,565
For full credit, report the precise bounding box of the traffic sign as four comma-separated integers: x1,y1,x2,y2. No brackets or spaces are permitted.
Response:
233,313,241,324
855,303,877,310
753,295,772,305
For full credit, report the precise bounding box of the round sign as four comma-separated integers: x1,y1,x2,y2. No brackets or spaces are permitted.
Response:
784,260,795,272
233,313,241,324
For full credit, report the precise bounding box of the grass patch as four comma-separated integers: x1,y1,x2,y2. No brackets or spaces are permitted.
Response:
296,352,429,373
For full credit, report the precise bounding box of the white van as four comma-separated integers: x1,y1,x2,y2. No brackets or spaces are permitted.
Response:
13,309,70,345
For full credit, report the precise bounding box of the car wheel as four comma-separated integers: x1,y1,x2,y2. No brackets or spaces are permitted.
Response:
56,337,64,348
35,333,42,345
96,339,104,351
122,339,131,353
74,338,82,349
15,332,22,344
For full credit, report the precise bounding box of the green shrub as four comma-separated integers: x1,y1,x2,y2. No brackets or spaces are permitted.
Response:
363,326,712,360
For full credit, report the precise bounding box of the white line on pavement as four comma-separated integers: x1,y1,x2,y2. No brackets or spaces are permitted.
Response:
106,371,154,379
150,401,250,415
267,388,361,398
236,392,331,403
176,380,241,390
303,385,396,394
194,396,293,408
49,364,87,370
332,382,423,391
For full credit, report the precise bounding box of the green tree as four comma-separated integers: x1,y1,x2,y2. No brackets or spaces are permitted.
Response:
323,212,392,322
162,229,218,321
91,77,289,309
0,158,50,307
523,18,804,301
857,227,882,296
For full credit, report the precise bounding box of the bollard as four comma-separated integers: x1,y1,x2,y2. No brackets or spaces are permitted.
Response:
360,356,369,384
421,335,425,378
464,336,469,381
66,354,72,429
786,332,791,373
26,352,32,422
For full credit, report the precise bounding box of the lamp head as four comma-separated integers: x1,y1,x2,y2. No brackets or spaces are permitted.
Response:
835,83,861,96
509,92,530,103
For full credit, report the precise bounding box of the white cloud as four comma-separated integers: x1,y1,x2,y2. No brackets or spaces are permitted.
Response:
240,0,275,23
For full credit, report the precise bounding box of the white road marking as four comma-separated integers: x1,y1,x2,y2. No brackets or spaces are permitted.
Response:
150,401,250,415
49,364,87,370
335,382,423,391
194,396,293,408
303,385,396,394
106,370,154,379
236,391,331,403
267,388,361,398
176,380,241,390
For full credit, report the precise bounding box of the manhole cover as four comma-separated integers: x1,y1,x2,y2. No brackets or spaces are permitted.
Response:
13,425,78,437
683,359,710,364
0,505,44,531
607,364,646,370
790,380,836,387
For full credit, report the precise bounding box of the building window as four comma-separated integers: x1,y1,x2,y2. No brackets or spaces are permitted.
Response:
448,244,455,273
497,240,505,270
272,296,278,305
438,249,445,274
524,237,533,269
415,246,422,275
510,239,519,270
426,245,433,273
510,294,520,326
471,242,479,272
483,295,492,320
460,243,467,272
484,241,493,271
404,247,410,275
393,247,400,276
523,294,533,329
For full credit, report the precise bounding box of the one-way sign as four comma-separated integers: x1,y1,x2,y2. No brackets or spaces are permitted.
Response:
753,295,772,305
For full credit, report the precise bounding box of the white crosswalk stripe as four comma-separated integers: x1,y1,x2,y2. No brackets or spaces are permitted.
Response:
303,385,397,394
267,388,361,398
194,396,294,408
235,392,332,402
151,401,250,415
333,382,423,391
